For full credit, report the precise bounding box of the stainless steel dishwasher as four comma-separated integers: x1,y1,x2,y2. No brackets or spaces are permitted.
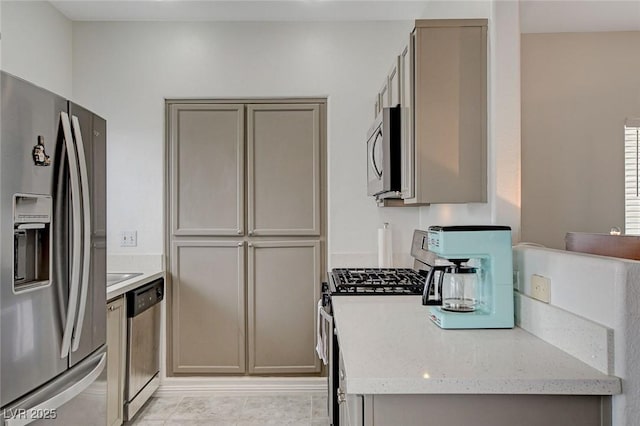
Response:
124,278,163,421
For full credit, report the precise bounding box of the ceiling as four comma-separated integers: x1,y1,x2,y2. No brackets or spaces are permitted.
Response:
49,0,640,32
520,0,640,33
50,0,431,22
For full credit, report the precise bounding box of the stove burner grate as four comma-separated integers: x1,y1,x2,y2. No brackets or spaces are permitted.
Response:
330,268,426,295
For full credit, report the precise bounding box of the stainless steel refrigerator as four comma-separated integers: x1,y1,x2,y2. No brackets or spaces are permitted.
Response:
1,71,107,425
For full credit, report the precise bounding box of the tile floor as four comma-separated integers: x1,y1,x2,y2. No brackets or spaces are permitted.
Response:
126,393,330,426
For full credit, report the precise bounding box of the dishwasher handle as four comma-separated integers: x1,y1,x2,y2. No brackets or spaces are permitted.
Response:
126,278,164,318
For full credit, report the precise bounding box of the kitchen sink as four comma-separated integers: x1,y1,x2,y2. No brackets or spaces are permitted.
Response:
107,272,143,287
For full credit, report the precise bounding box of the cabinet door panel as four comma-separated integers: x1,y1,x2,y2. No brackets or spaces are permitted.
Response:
247,104,321,236
248,241,321,374
170,104,244,236
171,241,245,373
388,58,400,108
379,80,390,109
415,25,487,202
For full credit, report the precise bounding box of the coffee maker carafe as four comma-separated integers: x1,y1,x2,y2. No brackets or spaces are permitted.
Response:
425,225,514,329
441,264,479,312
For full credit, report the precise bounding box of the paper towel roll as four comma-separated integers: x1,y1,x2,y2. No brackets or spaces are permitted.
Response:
378,223,393,267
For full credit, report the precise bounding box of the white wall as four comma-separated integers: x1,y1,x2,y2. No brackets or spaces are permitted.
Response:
1,0,522,263
71,21,423,261
417,1,522,241
72,2,522,260
520,31,639,249
1,1,72,98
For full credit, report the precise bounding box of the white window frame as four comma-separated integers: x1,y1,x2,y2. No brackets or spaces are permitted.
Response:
624,118,640,235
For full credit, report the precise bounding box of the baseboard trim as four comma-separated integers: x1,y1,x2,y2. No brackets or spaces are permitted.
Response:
155,377,328,397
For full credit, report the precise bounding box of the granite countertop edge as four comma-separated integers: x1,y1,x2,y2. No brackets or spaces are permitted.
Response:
106,270,165,301
332,296,622,396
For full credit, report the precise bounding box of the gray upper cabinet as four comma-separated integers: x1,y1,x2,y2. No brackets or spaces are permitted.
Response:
247,240,321,374
247,104,321,236
171,241,246,373
379,80,390,109
170,104,245,236
388,57,401,108
378,57,400,110
408,19,488,204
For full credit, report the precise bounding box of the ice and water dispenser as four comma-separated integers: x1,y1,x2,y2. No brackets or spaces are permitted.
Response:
13,194,52,291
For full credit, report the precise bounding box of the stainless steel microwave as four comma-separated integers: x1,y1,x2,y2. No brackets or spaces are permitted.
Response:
366,106,401,198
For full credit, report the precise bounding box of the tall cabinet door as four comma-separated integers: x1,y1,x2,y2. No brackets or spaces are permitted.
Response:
247,104,321,236
247,241,321,374
171,241,246,373
170,104,245,236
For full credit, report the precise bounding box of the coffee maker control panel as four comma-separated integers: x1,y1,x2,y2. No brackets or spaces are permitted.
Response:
427,231,441,250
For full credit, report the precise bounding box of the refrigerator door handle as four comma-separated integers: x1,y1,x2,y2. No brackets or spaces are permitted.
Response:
70,115,92,352
3,353,106,426
59,112,83,359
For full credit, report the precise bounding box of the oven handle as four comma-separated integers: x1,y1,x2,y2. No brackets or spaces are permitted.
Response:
316,297,333,365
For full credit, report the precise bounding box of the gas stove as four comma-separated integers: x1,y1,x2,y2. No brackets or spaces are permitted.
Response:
320,230,434,426
329,267,426,295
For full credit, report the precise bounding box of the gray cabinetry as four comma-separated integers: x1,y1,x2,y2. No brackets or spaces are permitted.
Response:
378,80,389,110
373,19,487,205
387,58,400,108
376,58,401,113
167,100,326,376
248,241,321,374
399,42,414,200
247,104,321,236
171,241,245,374
408,19,488,204
342,393,608,426
106,296,125,426
169,104,245,236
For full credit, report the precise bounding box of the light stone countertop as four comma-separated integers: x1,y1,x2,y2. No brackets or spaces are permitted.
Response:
332,296,621,396
106,270,164,301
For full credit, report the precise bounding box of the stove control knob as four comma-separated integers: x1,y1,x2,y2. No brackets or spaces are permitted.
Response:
337,389,346,404
321,282,329,292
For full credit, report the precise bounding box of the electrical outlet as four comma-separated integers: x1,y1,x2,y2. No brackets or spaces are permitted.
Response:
530,274,551,303
120,231,137,247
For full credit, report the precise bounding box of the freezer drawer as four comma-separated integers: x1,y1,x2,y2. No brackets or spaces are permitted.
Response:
2,347,107,426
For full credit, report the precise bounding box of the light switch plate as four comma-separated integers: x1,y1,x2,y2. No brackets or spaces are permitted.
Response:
120,230,137,247
530,274,551,303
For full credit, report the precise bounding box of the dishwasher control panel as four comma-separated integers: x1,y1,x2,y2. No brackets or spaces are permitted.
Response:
127,278,164,317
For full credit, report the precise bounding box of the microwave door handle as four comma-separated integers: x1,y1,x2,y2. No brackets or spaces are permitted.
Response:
370,129,383,179
59,112,82,359
70,115,92,352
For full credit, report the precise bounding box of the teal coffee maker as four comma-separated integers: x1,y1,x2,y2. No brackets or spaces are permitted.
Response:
426,225,514,329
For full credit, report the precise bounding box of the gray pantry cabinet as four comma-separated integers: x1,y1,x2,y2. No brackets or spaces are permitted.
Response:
167,101,325,375
106,296,126,426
